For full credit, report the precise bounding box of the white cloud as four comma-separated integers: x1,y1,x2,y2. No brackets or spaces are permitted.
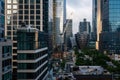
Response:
66,0,92,34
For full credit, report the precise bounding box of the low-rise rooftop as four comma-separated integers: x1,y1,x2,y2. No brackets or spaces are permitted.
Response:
71,66,110,75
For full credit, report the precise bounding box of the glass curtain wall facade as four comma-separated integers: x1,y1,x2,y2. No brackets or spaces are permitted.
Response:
53,0,66,46
0,40,12,80
92,0,97,41
99,0,120,54
17,27,48,80
0,0,4,39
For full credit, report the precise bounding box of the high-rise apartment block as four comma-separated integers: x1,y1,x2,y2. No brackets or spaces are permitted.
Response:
17,25,48,80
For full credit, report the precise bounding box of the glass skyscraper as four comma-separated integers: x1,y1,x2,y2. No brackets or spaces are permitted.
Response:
53,0,66,46
98,0,120,54
92,0,97,41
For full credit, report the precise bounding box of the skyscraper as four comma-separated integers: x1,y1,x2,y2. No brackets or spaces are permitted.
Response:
17,25,48,80
79,18,91,34
96,0,120,54
96,0,103,50
53,0,66,47
64,19,73,50
5,0,53,79
92,0,97,41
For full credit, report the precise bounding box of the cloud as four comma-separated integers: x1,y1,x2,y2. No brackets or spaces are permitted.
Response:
66,0,92,34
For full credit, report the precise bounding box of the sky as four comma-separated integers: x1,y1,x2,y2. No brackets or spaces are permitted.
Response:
66,0,92,34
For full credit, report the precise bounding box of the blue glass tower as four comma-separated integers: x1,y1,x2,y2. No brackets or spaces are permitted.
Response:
99,0,120,54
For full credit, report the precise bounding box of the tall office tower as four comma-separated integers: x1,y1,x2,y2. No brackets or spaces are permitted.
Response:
5,0,53,79
0,0,4,39
17,25,48,80
92,0,97,41
97,0,120,54
79,18,91,34
64,19,73,50
53,0,66,48
96,0,103,50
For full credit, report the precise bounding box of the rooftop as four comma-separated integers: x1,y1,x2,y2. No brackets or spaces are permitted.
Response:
71,66,110,75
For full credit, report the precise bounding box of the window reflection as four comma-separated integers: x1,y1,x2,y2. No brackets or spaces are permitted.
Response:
7,10,11,14
7,15,11,20
7,0,11,3
13,10,17,14
13,0,17,3
7,20,11,25
7,5,12,9
13,5,17,9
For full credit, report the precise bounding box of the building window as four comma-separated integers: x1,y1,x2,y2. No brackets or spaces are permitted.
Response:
25,5,29,9
7,10,11,14
36,16,40,19
13,0,17,3
36,10,40,14
19,10,23,14
2,46,12,54
36,0,40,3
30,5,34,9
7,5,12,9
7,31,11,35
30,16,34,19
13,49,17,53
19,5,23,9
25,10,29,14
36,5,40,9
7,0,12,3
13,5,17,9
24,0,29,4
30,0,34,4
19,0,23,3
25,16,29,19
30,10,34,14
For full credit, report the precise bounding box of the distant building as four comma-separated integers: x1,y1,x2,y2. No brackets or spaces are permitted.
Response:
53,0,66,47
17,25,48,80
71,66,112,80
64,19,73,50
79,18,91,34
70,37,77,48
75,32,89,49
